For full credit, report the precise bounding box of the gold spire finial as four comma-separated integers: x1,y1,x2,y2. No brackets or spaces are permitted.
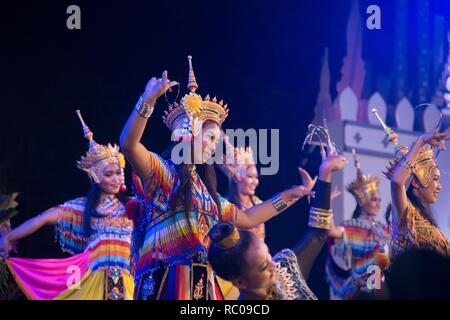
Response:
75,110,126,187
352,148,364,180
187,55,198,92
371,108,408,157
372,109,437,187
346,148,380,206
75,109,93,142
352,148,360,169
163,56,229,139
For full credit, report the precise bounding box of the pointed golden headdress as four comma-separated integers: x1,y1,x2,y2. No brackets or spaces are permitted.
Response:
371,108,438,187
162,55,229,141
218,135,256,181
346,149,380,206
75,110,126,190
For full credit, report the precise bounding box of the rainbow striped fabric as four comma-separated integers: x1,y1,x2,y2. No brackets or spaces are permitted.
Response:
133,151,239,279
55,196,133,272
7,196,134,300
325,217,390,299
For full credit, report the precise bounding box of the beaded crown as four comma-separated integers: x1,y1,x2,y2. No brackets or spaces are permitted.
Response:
218,140,256,181
75,110,126,188
346,149,380,206
371,108,438,188
162,56,229,141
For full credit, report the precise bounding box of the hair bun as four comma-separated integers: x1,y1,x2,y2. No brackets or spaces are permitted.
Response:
209,222,234,242
209,222,240,249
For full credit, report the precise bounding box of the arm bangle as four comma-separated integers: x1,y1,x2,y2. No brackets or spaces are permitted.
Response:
135,95,154,118
271,193,288,213
308,207,333,229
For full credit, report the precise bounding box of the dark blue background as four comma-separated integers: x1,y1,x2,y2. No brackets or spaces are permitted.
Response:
2,0,449,299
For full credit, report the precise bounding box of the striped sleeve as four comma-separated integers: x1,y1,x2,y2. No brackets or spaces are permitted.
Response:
55,198,88,255
218,194,239,224
138,151,176,198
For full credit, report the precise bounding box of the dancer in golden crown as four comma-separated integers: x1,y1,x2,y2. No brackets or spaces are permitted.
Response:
0,111,134,300
325,149,390,300
120,56,315,300
216,142,320,299
208,125,348,300
372,109,449,258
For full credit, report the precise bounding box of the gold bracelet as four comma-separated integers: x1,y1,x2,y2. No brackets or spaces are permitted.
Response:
271,193,288,212
308,207,333,229
135,95,154,118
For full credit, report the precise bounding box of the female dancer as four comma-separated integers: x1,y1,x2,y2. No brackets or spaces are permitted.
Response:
0,111,134,300
217,145,317,298
372,109,449,258
208,149,347,299
120,56,314,300
325,149,390,299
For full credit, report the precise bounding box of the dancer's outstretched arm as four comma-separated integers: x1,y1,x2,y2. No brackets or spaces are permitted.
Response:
391,130,448,222
0,208,59,257
293,153,347,280
236,183,315,229
328,187,344,239
120,71,178,179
